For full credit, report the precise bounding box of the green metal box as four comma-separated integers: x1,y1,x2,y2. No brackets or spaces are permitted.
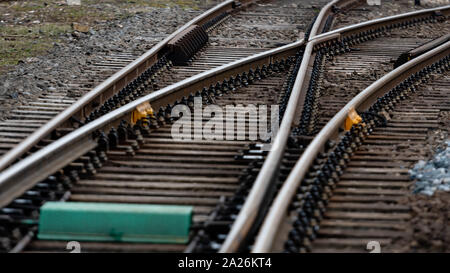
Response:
38,202,192,244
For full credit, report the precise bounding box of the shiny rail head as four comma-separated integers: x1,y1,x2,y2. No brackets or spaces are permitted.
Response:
220,4,450,253
218,0,366,253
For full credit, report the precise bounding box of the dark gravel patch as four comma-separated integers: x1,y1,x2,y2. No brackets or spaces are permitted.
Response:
390,192,450,253
0,2,220,119
333,0,449,30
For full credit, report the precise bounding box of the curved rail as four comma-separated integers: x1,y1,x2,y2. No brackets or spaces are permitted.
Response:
308,0,339,39
311,4,450,42
252,40,450,253
220,3,450,253
308,0,359,40
0,0,253,172
309,0,366,41
218,0,361,253
1,0,449,253
0,39,304,208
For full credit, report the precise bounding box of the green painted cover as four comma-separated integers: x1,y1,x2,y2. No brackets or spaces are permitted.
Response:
38,202,192,244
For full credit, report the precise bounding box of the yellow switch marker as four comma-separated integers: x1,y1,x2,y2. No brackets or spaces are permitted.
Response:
345,107,362,131
131,101,154,125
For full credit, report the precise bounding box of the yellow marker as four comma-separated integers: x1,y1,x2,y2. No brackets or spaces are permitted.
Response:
345,107,362,131
131,101,154,125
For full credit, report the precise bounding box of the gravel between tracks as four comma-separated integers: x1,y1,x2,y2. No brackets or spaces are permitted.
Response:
209,0,324,48
313,20,450,252
387,71,450,253
0,0,321,120
333,0,450,30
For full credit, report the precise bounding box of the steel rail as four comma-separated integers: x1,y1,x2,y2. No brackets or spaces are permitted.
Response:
218,0,360,253
1,0,448,252
219,42,314,253
311,4,450,42
0,39,304,208
410,33,450,56
308,0,361,39
252,40,450,253
395,33,450,68
220,3,450,253
0,0,253,172
308,0,340,40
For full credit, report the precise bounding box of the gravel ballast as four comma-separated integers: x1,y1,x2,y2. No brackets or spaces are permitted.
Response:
0,1,220,119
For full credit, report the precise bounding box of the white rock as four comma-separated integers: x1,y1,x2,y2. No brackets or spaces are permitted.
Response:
67,0,81,6
432,179,442,185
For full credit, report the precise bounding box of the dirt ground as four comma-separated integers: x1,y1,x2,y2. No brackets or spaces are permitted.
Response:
390,192,450,253
388,78,450,253
0,0,215,74
0,0,220,118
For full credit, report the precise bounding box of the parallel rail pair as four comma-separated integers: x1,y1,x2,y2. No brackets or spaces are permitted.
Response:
0,0,448,252
223,3,450,252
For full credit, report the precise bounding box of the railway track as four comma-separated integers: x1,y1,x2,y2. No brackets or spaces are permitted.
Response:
218,3,450,253
0,0,324,165
23,72,288,253
0,0,333,253
331,0,444,30
301,14,450,137
0,0,449,254
309,70,450,253
252,29,450,252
